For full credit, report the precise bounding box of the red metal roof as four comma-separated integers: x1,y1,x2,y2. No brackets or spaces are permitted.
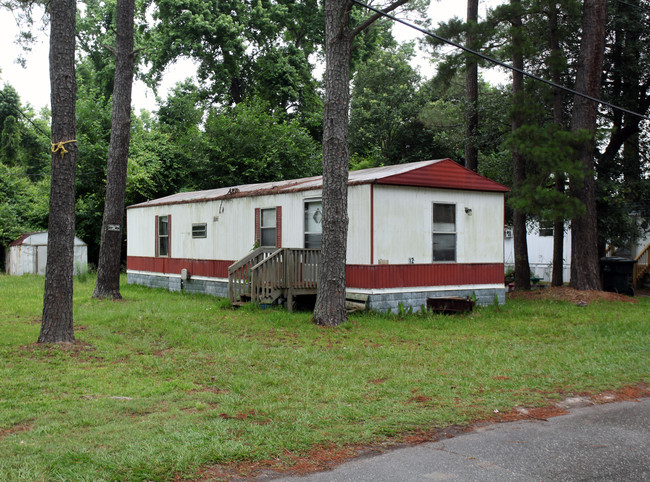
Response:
128,159,509,209
374,159,509,192
9,232,42,247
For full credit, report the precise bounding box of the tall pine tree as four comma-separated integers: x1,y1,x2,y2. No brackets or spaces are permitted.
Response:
39,0,78,343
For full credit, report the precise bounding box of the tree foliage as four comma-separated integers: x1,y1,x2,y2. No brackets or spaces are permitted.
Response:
0,162,49,267
349,44,426,166
0,87,50,271
3,0,650,298
200,100,322,189
147,0,323,115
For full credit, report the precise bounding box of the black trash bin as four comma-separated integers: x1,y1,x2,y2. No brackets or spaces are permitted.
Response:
600,256,637,296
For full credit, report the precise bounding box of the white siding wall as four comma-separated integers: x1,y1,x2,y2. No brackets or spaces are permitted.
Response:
347,185,371,264
128,189,327,261
127,184,504,265
373,185,504,264
7,246,36,275
504,222,572,281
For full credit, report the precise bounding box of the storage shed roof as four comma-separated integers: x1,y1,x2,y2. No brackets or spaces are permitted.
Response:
128,159,509,209
9,232,87,247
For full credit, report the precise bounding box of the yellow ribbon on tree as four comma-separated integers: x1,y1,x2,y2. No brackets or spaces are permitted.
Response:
51,139,77,157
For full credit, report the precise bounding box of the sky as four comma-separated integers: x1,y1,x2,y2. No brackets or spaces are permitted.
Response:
0,0,505,113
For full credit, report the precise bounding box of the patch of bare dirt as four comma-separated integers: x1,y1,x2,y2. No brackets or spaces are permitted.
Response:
507,286,637,304
184,383,650,481
191,444,362,481
0,423,33,441
19,340,96,353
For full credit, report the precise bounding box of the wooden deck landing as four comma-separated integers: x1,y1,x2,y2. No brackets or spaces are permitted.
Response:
228,248,320,311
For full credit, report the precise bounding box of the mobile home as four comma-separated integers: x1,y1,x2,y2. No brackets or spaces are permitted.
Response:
126,159,509,311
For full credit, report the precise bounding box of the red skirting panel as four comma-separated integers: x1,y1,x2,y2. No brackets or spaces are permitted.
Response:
346,263,504,289
128,256,504,289
127,256,234,278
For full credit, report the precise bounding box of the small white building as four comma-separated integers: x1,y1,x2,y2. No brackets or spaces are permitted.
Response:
5,232,88,276
504,222,572,282
505,218,650,284
126,159,510,311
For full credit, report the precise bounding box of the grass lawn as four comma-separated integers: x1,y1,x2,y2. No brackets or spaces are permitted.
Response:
0,274,648,480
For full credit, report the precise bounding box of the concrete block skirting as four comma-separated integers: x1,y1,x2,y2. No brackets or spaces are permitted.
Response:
364,287,505,313
127,272,229,298
128,271,505,313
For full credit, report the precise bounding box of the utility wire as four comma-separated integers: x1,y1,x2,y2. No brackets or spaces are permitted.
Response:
0,87,50,139
614,0,650,13
352,0,650,121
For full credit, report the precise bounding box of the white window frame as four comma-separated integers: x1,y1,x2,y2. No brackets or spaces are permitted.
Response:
158,215,169,257
303,199,323,249
432,203,456,262
260,208,277,247
192,223,207,239
539,221,554,237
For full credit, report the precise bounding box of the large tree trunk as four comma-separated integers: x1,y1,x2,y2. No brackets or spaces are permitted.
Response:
511,0,530,291
465,0,479,172
314,0,409,325
314,0,352,326
620,0,641,184
39,0,77,343
551,185,565,286
569,0,607,291
93,0,136,300
549,1,565,287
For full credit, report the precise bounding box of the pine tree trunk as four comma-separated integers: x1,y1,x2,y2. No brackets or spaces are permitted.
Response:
569,0,607,291
465,0,479,172
39,0,77,344
552,217,565,286
620,1,641,184
511,0,530,291
313,0,352,326
93,0,136,300
549,1,565,287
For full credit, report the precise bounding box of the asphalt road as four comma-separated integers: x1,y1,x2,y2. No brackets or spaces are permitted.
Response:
275,398,650,481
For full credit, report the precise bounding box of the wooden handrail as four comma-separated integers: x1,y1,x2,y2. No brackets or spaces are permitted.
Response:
633,243,650,289
229,247,321,307
634,243,650,262
250,248,283,271
228,247,276,303
228,247,275,273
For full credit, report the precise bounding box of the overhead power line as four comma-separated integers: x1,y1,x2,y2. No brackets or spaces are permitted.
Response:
352,0,650,122
614,0,650,13
0,88,50,139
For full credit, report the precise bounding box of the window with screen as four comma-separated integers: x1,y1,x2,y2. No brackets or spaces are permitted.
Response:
304,200,322,248
192,223,207,238
260,208,277,247
158,215,169,257
432,203,456,261
539,221,554,237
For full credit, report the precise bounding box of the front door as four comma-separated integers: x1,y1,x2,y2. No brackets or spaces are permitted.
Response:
304,201,322,248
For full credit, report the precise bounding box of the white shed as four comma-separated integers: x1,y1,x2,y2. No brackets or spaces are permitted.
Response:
126,159,510,311
504,222,572,282
5,232,88,275
505,218,650,286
